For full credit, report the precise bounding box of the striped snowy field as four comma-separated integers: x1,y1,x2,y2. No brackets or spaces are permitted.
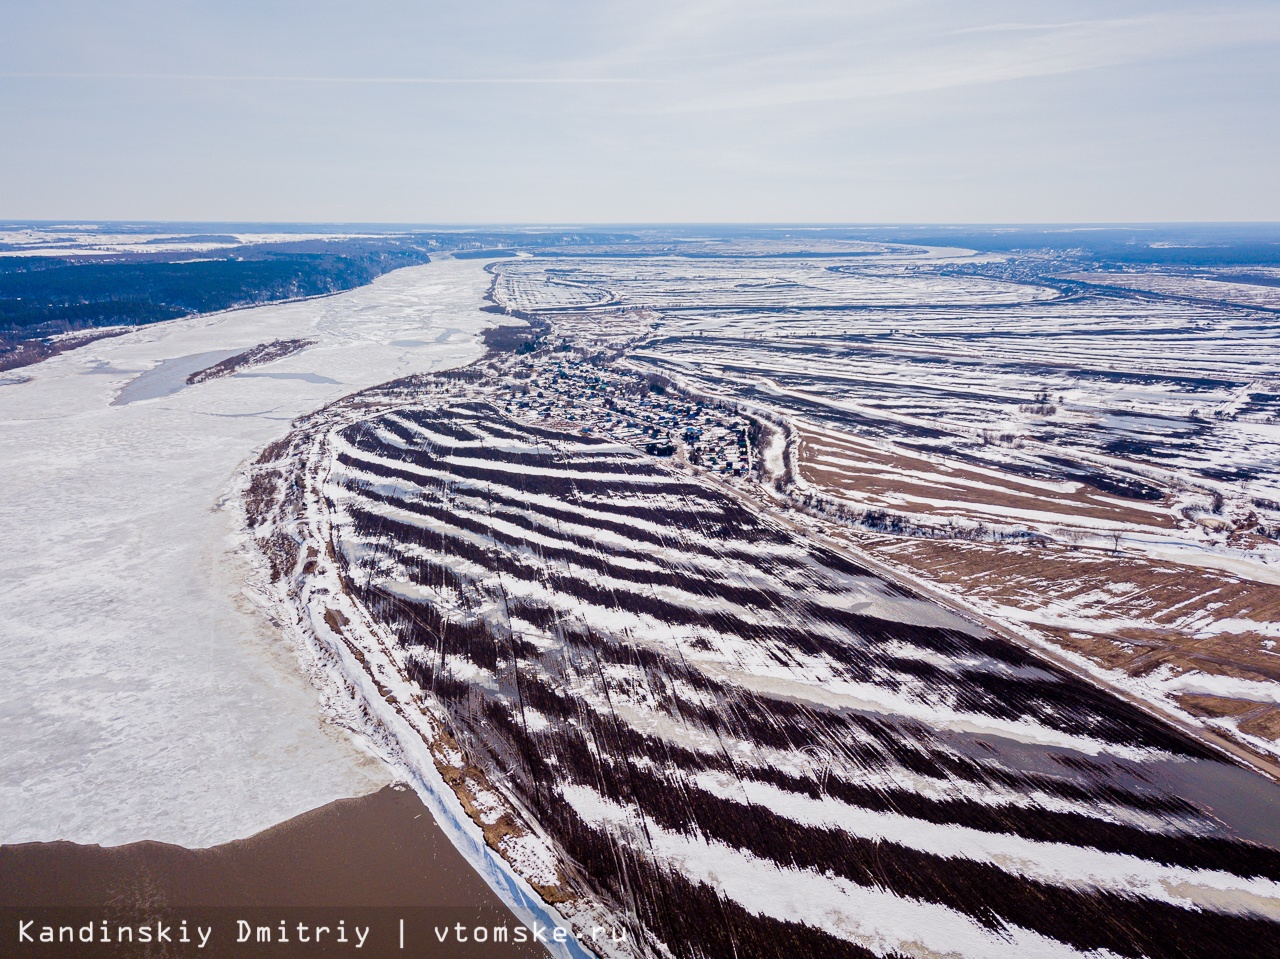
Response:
289,399,1280,959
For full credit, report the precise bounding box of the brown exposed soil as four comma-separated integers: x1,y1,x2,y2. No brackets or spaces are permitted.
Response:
833,527,1280,749
426,723,571,905
798,426,1177,530
1176,695,1261,719
323,607,349,634
1240,709,1280,741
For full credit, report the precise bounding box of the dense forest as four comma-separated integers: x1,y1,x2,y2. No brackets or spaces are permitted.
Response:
0,230,633,370
1,242,428,333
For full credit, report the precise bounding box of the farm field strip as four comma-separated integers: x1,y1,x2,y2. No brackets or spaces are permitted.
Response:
477,250,1280,772
228,244,1280,958
1065,272,1280,311
491,257,1061,313
255,369,1280,958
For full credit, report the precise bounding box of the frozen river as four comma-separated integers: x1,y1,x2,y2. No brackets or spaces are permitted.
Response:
0,257,494,847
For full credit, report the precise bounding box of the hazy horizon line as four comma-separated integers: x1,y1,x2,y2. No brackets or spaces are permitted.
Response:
6,220,1280,229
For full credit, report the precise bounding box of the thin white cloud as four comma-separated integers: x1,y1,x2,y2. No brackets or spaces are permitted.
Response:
1,0,1276,220
593,7,1280,111
0,73,652,85
949,19,1145,35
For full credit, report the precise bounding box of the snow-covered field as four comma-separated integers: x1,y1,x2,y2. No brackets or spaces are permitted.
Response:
0,227,389,257
1067,271,1280,311
491,255,1057,313
251,371,1280,958
483,250,1280,776
0,256,495,847
8,235,1280,956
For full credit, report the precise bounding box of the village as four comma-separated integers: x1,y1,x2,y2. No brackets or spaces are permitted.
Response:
497,350,757,477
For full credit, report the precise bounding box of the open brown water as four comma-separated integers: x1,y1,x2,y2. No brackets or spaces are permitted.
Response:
0,784,552,958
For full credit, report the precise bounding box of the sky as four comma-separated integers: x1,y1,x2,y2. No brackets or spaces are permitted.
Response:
1,0,1278,223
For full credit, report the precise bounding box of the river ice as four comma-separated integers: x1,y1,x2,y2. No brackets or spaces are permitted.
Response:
0,257,496,847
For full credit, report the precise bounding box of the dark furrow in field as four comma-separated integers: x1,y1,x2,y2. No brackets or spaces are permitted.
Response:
321,402,1280,958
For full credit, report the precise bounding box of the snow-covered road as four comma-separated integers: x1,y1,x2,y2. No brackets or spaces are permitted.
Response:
0,257,494,846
